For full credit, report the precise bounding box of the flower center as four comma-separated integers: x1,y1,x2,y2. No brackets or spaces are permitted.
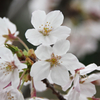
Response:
0,61,17,75
39,22,52,36
47,53,61,67
7,91,14,100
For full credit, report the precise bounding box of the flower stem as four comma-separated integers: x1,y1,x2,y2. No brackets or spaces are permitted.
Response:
19,80,25,90
17,70,26,89
31,77,36,97
16,37,29,51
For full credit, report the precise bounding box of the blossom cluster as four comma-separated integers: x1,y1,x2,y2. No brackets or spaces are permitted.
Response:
28,0,100,58
0,10,100,100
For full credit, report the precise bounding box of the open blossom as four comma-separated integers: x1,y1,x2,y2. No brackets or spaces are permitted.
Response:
30,39,83,86
64,74,97,100
0,86,24,100
25,10,71,46
0,47,27,88
0,17,19,46
63,63,100,100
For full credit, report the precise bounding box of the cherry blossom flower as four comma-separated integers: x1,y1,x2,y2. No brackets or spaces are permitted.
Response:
63,63,100,100
25,10,71,46
64,73,97,100
0,47,27,88
0,17,19,46
30,39,84,86
0,86,24,100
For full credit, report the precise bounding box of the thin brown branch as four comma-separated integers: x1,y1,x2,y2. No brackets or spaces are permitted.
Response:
42,79,66,100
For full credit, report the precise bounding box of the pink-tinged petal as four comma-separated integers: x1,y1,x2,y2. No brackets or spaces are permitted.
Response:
0,18,8,35
31,10,46,29
40,34,57,46
51,65,69,86
30,61,50,81
80,63,100,75
53,39,70,56
35,45,53,60
80,83,96,97
11,69,20,88
60,53,84,74
14,54,27,71
25,29,43,46
0,47,13,62
3,17,16,33
51,26,71,39
73,74,80,92
82,73,100,83
45,10,64,28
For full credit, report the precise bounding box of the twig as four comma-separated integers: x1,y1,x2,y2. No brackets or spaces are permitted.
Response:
42,79,66,100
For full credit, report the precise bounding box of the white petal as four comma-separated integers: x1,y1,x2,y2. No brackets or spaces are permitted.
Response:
80,63,100,75
34,80,46,92
30,61,50,81
31,10,46,29
25,29,43,46
40,34,57,46
60,53,84,74
65,87,80,100
11,69,20,88
0,18,8,35
79,94,88,100
14,54,27,71
3,17,16,33
5,86,24,100
0,62,12,87
52,26,71,39
80,83,96,97
0,37,6,47
35,45,52,60
46,10,64,28
51,65,69,86
62,79,73,91
53,39,70,56
0,47,13,62
47,74,54,84
14,31,19,36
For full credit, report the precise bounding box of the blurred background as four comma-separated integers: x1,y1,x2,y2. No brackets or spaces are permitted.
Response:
1,0,100,99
